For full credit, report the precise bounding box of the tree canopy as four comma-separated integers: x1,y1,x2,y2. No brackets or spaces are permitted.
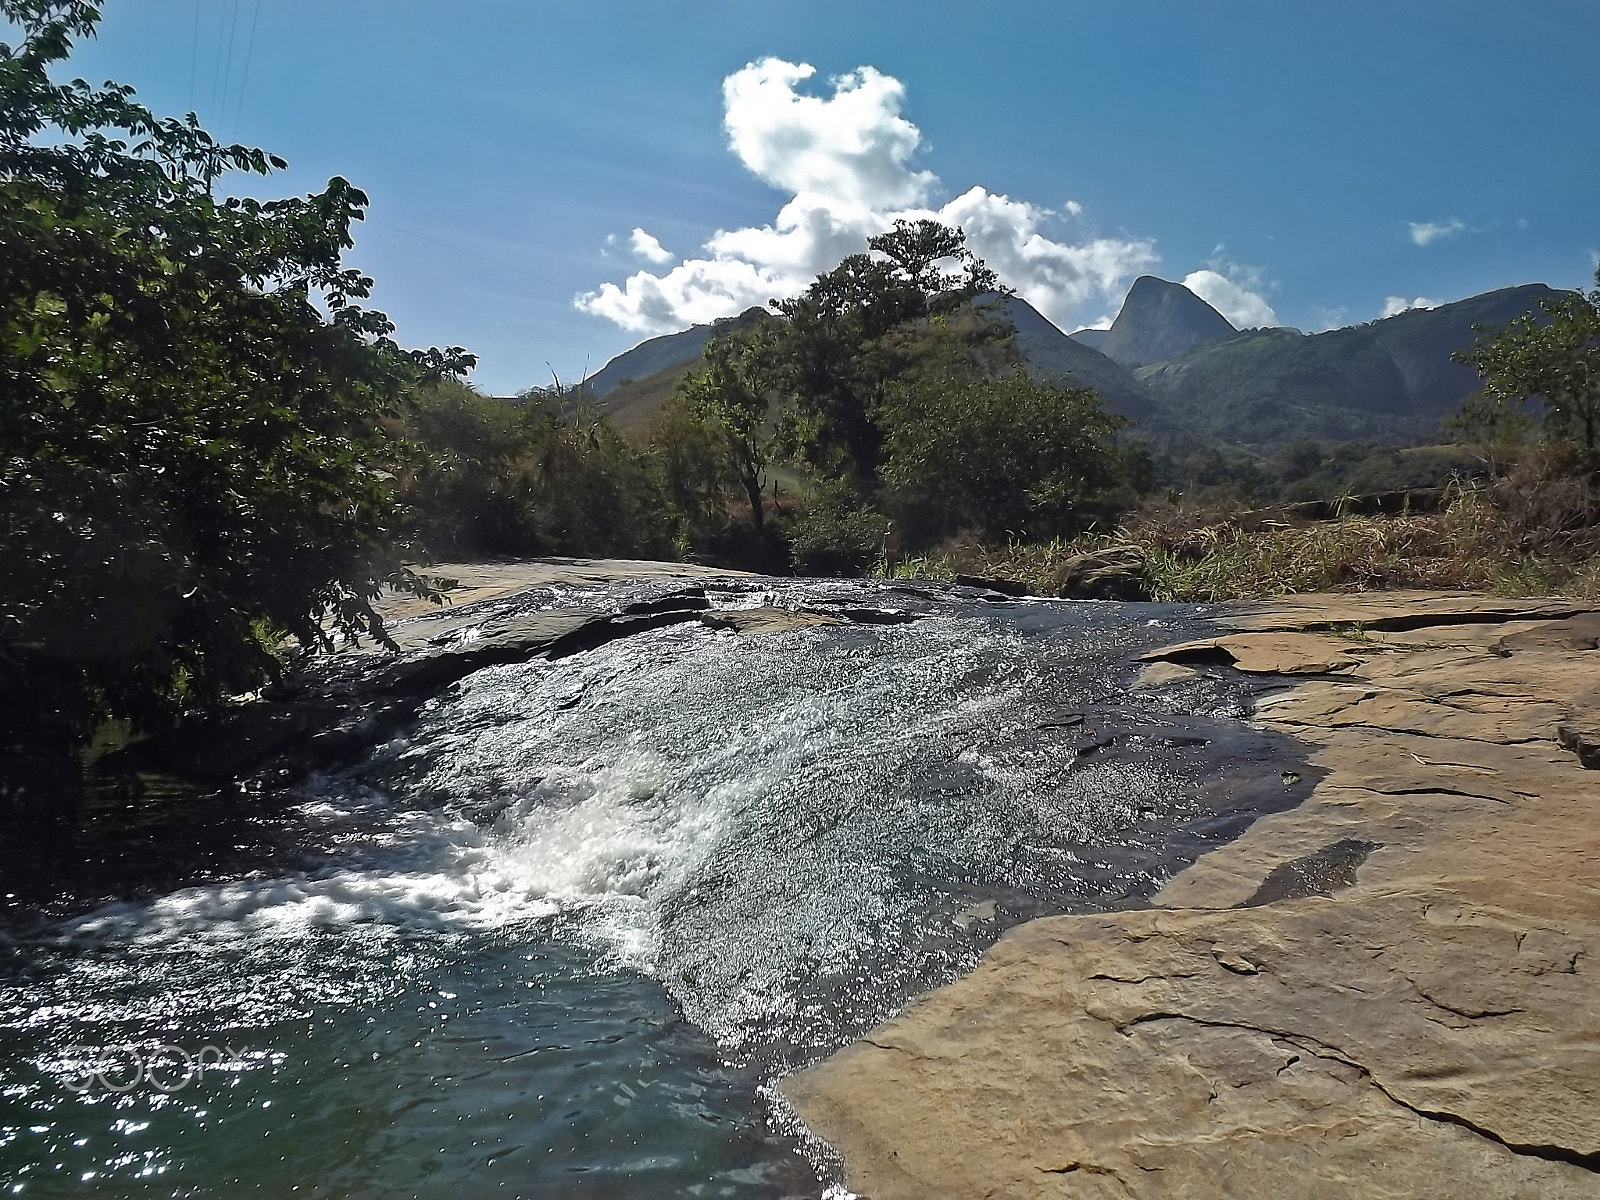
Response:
767,219,1009,484
878,371,1135,541
673,325,779,533
0,0,472,812
1453,268,1600,452
662,218,1147,557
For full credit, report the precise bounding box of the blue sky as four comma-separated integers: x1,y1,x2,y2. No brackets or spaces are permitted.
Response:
56,1,1600,394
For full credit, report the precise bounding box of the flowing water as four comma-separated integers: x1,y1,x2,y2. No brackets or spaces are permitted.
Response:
0,579,1312,1198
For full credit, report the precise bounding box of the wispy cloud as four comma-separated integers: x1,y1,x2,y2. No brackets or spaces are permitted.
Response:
628,228,674,265
1408,218,1467,246
577,58,1158,334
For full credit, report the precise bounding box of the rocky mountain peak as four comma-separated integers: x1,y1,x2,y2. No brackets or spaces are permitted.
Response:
1100,276,1237,369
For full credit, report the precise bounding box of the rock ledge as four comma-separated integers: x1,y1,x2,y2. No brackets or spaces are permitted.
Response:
784,591,1600,1198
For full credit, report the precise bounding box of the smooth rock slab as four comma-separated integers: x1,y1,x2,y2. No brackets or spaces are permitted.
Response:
785,592,1600,1198
1145,631,1362,674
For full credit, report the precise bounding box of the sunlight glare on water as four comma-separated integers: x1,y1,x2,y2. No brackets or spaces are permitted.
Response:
0,584,1308,1197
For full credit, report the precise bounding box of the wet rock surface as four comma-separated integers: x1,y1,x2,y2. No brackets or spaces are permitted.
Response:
109,574,869,786
784,590,1600,1198
48,563,1307,929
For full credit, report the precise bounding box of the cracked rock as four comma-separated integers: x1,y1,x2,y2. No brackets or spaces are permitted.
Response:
785,591,1600,1199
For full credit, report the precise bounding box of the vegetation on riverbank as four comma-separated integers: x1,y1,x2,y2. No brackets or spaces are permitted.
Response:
396,221,1151,575
1,2,472,812
4,2,1595,821
896,490,1600,602
894,272,1600,602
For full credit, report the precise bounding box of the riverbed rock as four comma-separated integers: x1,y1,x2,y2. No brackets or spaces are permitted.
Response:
1494,612,1600,654
1132,660,1201,689
1055,549,1149,601
367,557,753,623
699,606,844,636
109,568,905,785
785,592,1600,1198
1145,631,1362,674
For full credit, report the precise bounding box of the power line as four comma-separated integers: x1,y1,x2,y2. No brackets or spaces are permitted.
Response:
188,0,199,111
216,0,241,126
206,0,227,114
231,0,261,140
366,219,575,293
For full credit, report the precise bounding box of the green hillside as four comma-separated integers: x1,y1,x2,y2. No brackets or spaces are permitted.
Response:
590,357,700,431
1136,284,1563,450
999,296,1161,420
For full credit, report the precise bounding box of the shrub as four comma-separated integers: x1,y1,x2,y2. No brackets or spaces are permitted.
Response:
780,483,887,577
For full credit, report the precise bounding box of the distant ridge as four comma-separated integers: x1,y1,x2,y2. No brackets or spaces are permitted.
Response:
997,297,1157,421
1135,283,1565,448
1101,276,1237,369
581,295,1159,431
581,307,768,397
554,278,1567,451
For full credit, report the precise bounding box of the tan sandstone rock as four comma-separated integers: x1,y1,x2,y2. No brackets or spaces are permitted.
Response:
785,592,1600,1198
698,605,844,636
1144,631,1363,675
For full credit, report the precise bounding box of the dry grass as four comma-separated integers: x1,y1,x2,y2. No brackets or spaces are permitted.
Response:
897,459,1600,602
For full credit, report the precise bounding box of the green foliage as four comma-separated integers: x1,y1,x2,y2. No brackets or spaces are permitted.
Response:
768,219,1009,483
674,329,778,532
399,379,531,554
1452,268,1600,451
647,391,742,556
1152,434,1487,509
778,481,886,577
877,371,1131,541
1326,622,1370,643
0,1,472,810
399,385,675,560
522,404,674,557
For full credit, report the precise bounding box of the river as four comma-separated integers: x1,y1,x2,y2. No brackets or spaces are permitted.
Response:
0,578,1312,1197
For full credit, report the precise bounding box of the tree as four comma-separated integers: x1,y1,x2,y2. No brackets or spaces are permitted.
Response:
1453,268,1600,452
877,371,1131,540
0,1,473,814
675,328,778,533
768,219,1010,485
648,390,741,555
396,384,676,560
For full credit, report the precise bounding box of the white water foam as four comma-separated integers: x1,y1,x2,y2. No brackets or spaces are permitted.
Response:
50,615,1041,980
51,730,748,965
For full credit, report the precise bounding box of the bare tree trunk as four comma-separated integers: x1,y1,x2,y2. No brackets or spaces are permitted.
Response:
743,472,765,534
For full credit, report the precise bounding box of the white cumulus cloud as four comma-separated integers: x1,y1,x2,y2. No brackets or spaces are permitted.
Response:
1409,219,1466,246
1380,295,1442,318
1181,269,1279,328
577,58,1159,335
629,228,674,265
722,59,933,209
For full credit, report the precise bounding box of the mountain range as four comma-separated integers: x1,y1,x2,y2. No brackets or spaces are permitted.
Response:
566,275,1564,453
